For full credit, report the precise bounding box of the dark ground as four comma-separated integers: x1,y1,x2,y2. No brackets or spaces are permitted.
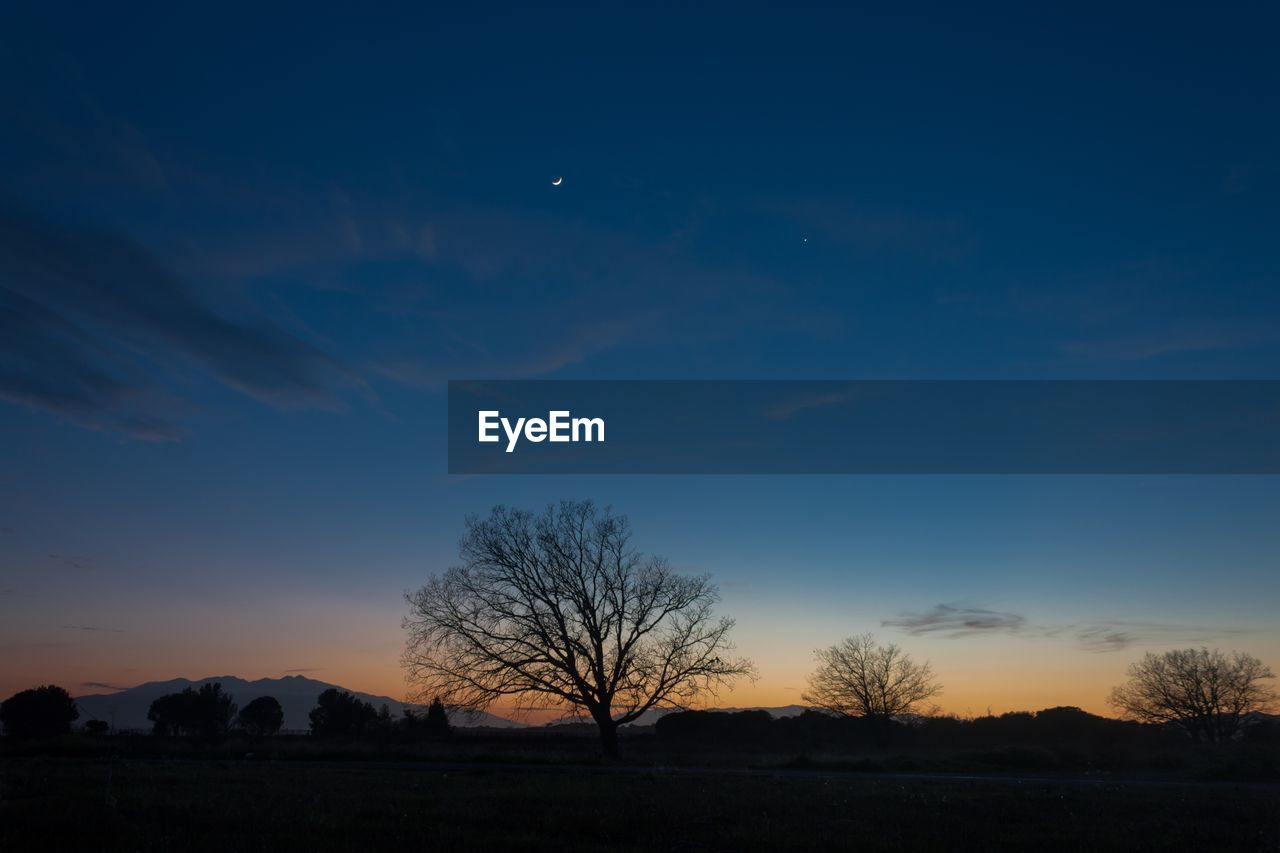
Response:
3,755,1279,852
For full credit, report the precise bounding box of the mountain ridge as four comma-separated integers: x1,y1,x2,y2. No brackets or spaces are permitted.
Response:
73,675,814,732
73,674,520,731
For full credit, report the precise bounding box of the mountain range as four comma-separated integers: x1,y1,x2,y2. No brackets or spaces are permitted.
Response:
73,675,520,732
73,675,813,732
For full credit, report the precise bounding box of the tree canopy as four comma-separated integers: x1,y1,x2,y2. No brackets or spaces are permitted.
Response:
803,634,941,723
0,685,79,739
237,695,284,737
147,683,237,738
1109,647,1276,742
403,501,752,755
309,688,379,738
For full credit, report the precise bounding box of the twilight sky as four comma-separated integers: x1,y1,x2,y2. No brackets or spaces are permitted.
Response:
2,4,1278,716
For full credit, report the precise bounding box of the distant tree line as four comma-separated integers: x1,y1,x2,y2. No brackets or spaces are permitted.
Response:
1,653,1275,752
140,684,453,740
655,705,1159,752
0,682,451,741
656,702,1279,773
2,645,1274,750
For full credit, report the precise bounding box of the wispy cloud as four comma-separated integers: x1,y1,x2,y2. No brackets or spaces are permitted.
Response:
1072,626,1136,653
764,390,861,421
360,202,829,385
884,603,1253,653
1064,620,1252,653
61,625,124,633
0,203,366,439
80,681,130,691
884,603,1027,637
1,286,182,441
1060,327,1269,362
373,314,659,389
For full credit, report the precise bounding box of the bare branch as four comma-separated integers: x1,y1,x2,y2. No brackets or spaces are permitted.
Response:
1107,647,1276,742
402,501,754,755
802,633,941,720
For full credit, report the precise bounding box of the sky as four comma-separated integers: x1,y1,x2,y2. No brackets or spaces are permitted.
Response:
2,3,1278,717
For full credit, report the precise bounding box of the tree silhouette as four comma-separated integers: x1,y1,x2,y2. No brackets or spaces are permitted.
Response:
309,688,378,738
403,501,753,757
1108,647,1276,742
84,719,110,736
0,685,79,738
424,697,451,737
803,634,941,728
237,696,284,737
147,683,237,737
194,683,238,737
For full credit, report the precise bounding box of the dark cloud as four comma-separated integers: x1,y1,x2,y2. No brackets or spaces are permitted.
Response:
0,286,181,440
885,603,1251,653
1072,626,1136,653
80,681,130,691
48,553,90,570
0,204,363,438
1068,621,1250,653
883,603,1027,637
61,624,124,633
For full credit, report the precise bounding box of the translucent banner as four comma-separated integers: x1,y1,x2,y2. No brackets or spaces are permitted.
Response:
447,380,1280,474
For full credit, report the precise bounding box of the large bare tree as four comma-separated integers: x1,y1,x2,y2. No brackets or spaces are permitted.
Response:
803,633,941,726
403,501,753,756
1108,647,1275,742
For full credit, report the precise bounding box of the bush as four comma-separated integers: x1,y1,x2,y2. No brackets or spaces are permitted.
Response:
309,689,379,738
147,683,237,738
1,685,79,739
237,696,284,737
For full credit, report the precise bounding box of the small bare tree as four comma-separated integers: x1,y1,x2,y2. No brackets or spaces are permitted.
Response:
1108,647,1275,742
403,501,753,756
803,634,941,725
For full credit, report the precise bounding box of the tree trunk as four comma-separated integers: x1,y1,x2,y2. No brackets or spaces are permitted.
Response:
596,715,620,759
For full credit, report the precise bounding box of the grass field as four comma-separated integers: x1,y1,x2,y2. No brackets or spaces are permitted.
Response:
3,757,1278,852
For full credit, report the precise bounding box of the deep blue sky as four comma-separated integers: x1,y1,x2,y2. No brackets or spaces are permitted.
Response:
2,3,1278,711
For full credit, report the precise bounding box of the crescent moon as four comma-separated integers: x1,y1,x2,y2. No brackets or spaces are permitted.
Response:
552,177,563,186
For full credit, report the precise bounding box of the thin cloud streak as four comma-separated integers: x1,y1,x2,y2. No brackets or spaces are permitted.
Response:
1060,327,1273,362
884,603,1027,637
884,603,1255,652
0,203,366,439
80,681,130,691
